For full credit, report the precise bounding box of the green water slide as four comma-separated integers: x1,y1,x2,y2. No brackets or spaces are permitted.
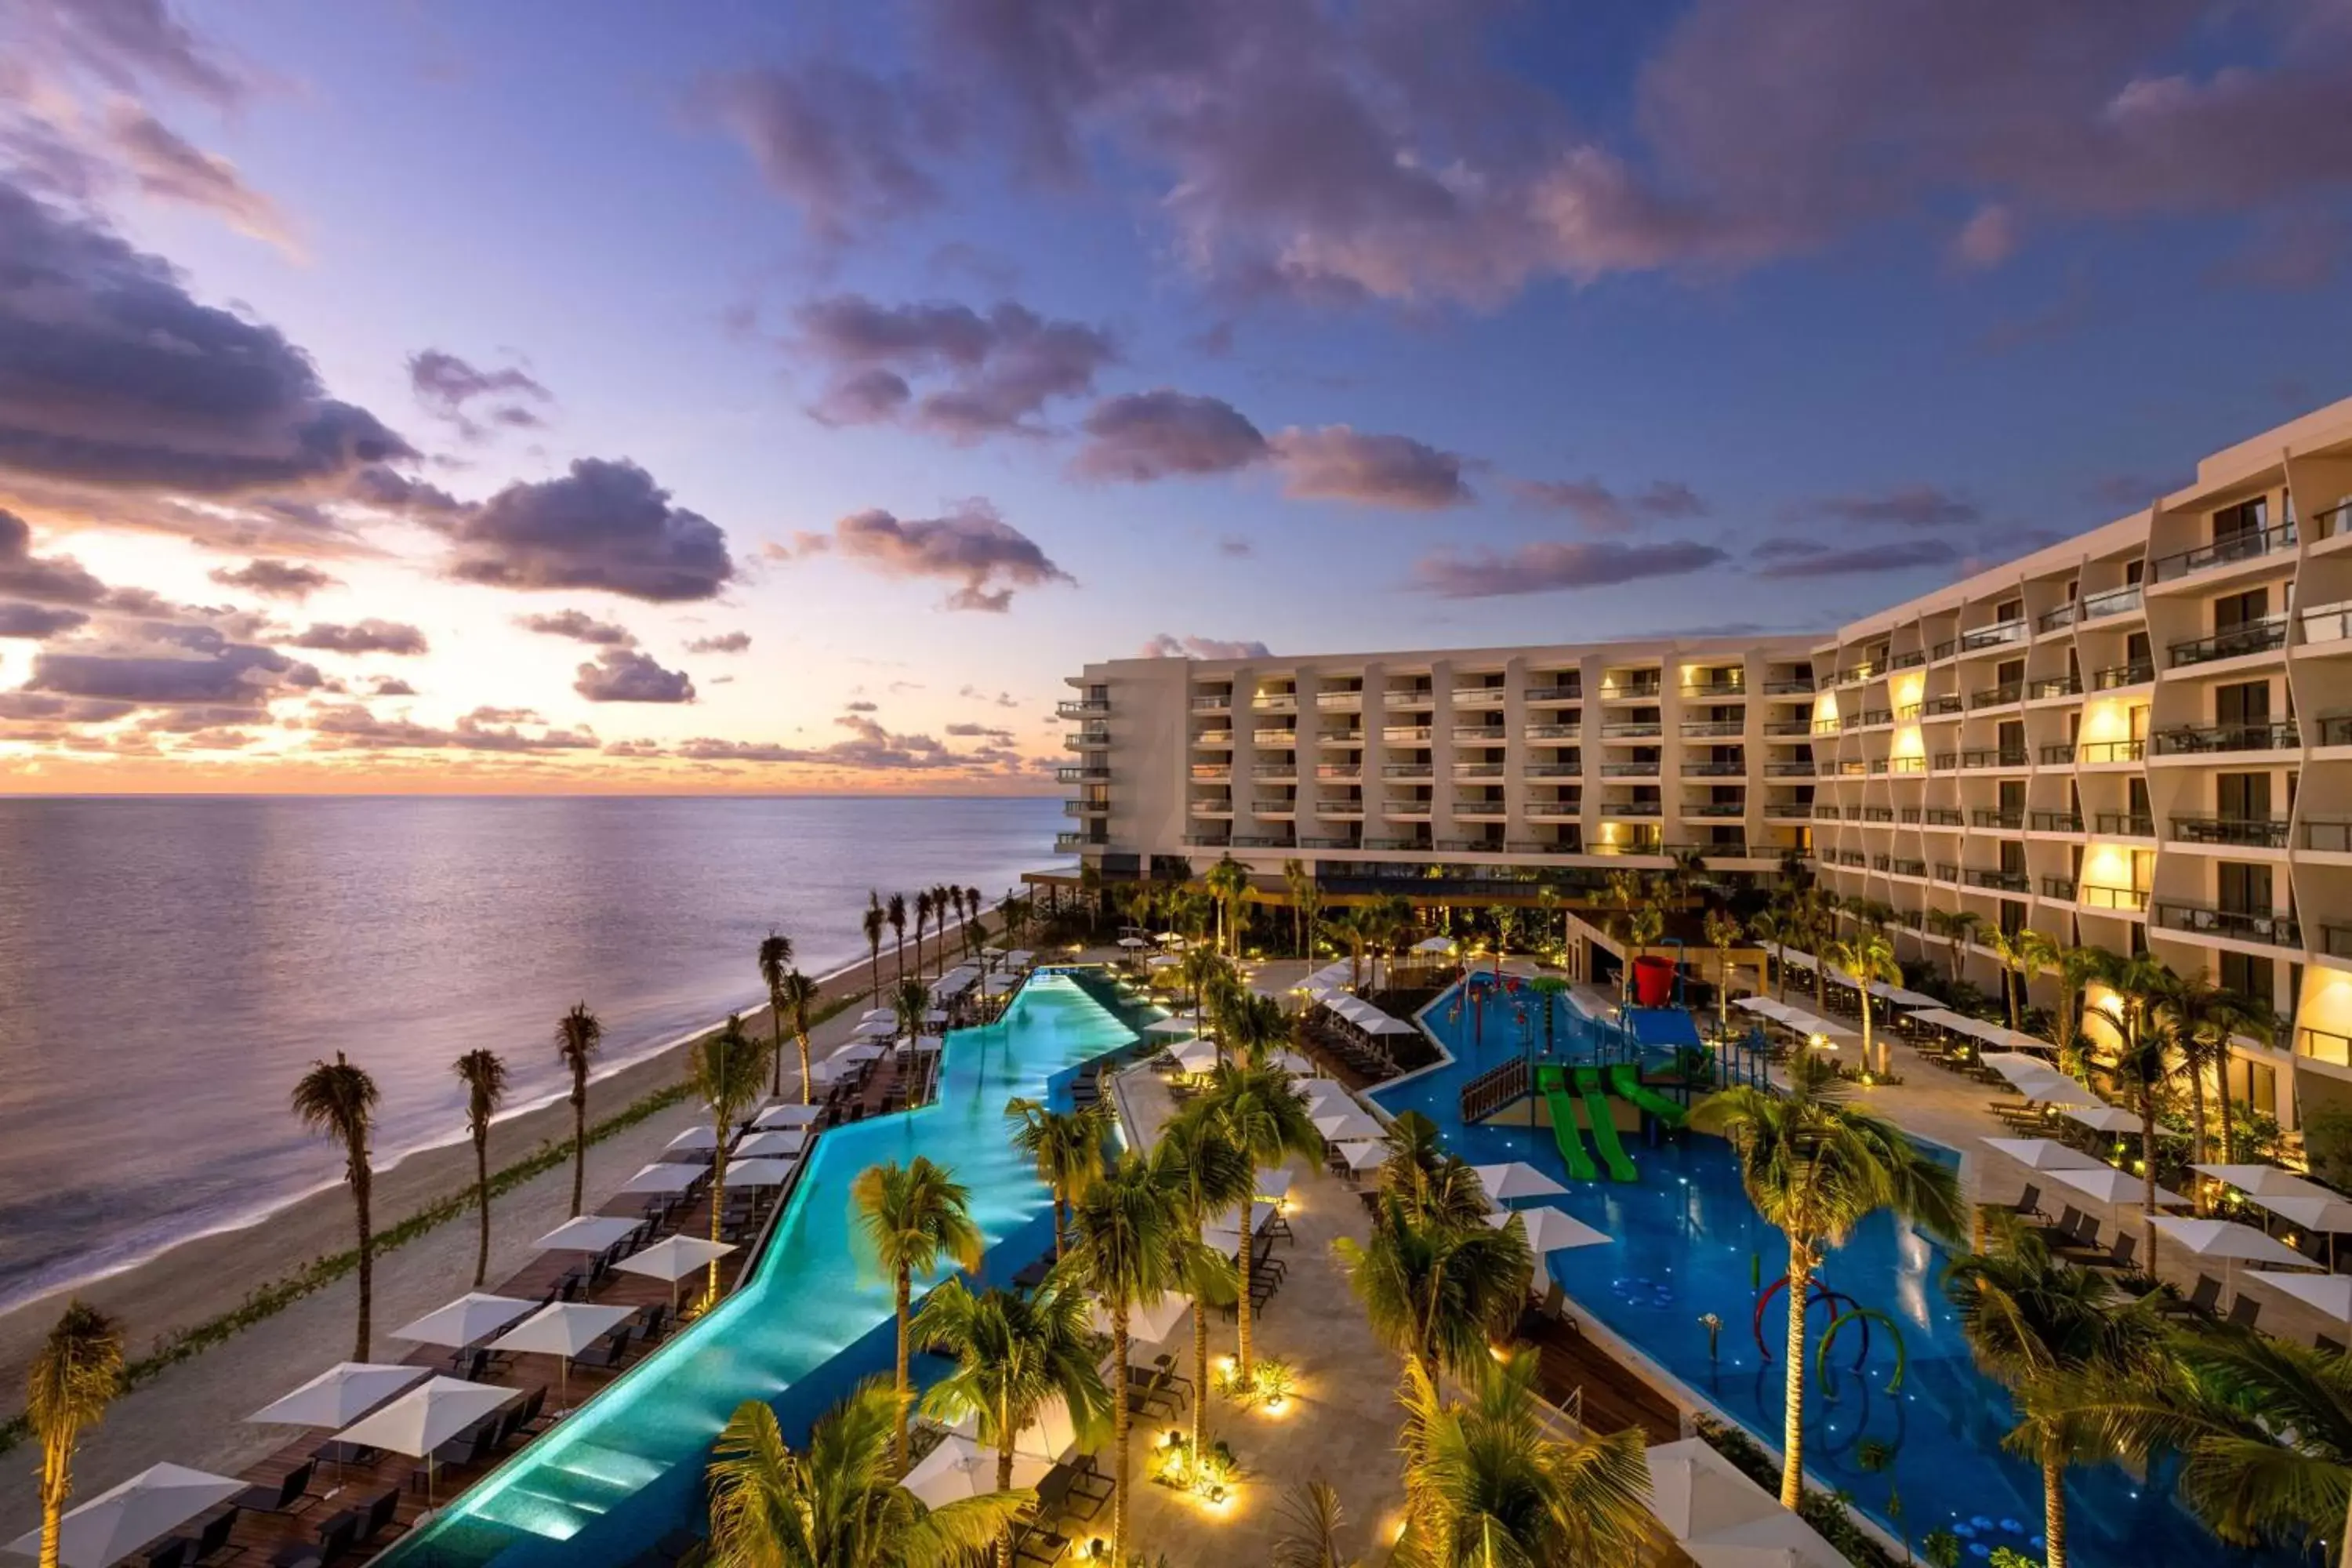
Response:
1571,1065,1639,1181
1533,1065,1598,1181
1608,1062,1690,1128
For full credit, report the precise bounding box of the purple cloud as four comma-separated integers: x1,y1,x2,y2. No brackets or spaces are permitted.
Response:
711,61,951,243
808,500,1075,612
287,619,430,656
515,609,638,648
437,458,735,602
793,294,1116,443
1139,633,1272,659
1752,537,1961,579
685,630,752,654
0,512,109,605
1792,486,1982,529
0,601,89,639
572,648,696,703
1069,391,1269,481
1269,426,1471,510
1413,539,1727,597
208,558,339,601
408,349,553,440
1508,477,1708,534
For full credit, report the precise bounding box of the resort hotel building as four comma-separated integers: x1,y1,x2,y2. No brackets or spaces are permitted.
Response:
1055,394,2352,1137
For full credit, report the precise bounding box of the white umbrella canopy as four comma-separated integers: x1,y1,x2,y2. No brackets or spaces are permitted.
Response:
1171,1038,1221,1074
724,1157,800,1186
2194,1164,2335,1200
1980,1137,2103,1171
851,1018,898,1038
734,1130,809,1159
2044,1165,2187,1207
949,1392,1084,1461
1486,1205,1610,1254
1116,935,1149,949
1332,1139,1388,1173
1313,1107,1385,1143
1413,935,1458,953
2250,1269,2352,1324
1089,1290,1192,1345
2013,1073,2100,1109
1472,1162,1570,1203
755,1102,823,1129
488,1301,637,1359
2244,1193,2352,1233
903,1434,1051,1508
1256,1168,1296,1204
619,1161,702,1195
1644,1438,1849,1568
2061,1105,2143,1134
246,1362,428,1428
4,1463,244,1568
1145,1015,1203,1036
336,1376,517,1458
2152,1216,2321,1269
532,1215,641,1254
665,1124,721,1153
1268,1048,1317,1075
391,1291,536,1348
615,1235,736,1283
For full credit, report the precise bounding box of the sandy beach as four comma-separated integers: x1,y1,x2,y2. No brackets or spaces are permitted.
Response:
0,913,1006,1537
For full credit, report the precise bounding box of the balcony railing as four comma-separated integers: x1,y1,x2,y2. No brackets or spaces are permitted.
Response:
1056,698,1109,718
1189,693,1232,710
1454,760,1504,778
1965,868,2031,892
2302,1025,2352,1069
1682,720,1745,737
1452,726,1507,742
1524,801,1580,820
1315,689,1363,708
1889,755,1927,774
1852,708,1893,728
1813,717,1843,735
1524,763,1580,778
1764,761,1815,776
1381,763,1434,779
1054,832,1094,852
2092,661,2156,690
1055,765,1110,783
1812,805,1842,821
1315,764,1361,780
1065,731,1112,750
2027,676,2081,700
1969,684,2023,709
1192,729,1233,746
1254,729,1298,746
2082,583,2144,620
2038,602,2079,633
2093,812,2154,837
1837,662,1882,685
1682,803,1745,818
1683,678,1748,698
1762,678,1816,695
1599,762,1661,778
1062,798,1108,817
2042,877,2077,901
1385,690,1434,707
1763,720,1812,736
2078,739,2147,764
2170,815,2290,848
1601,682,1663,702
1921,808,1965,827
2320,501,2352,543
2029,810,2083,833
1766,803,1813,820
1524,684,1582,702
1686,760,1748,777
1526,723,1581,739
1599,722,1664,739
1934,862,1960,882
1250,762,1298,778
1453,797,1507,815
1938,748,2029,770
2153,901,2301,948
1960,619,2030,652
1602,800,1664,818
2078,884,2150,912
1250,694,1298,712
2300,601,2352,644
2151,720,2298,756
2306,819,2352,853
2169,616,2289,667
1973,809,2024,829
2151,520,2297,583
1891,858,1927,877
1920,694,1965,717
2323,716,2352,747
1382,726,1433,743
1862,805,1894,822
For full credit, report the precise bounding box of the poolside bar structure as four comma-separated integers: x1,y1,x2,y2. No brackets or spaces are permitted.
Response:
1055,394,2352,1139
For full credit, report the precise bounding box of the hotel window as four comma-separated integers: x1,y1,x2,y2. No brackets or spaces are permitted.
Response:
2127,777,2149,820
2214,496,2268,542
1997,597,2023,624
2125,557,2145,586
2220,951,2274,1012
2218,771,2270,822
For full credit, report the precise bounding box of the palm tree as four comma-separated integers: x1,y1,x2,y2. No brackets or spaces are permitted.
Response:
453,1048,510,1288
1283,857,1312,956
1063,1152,1189,1563
1206,854,1250,956
1334,1188,1533,1386
706,1380,1025,1568
1376,1111,1495,1230
887,892,909,984
1180,943,1229,1035
1326,906,1370,990
946,887,967,960
1216,989,1289,1069
1272,1480,1354,1568
966,886,985,956
2049,942,2109,1077
1692,1054,1965,1507
694,1016,771,1304
2169,978,2274,1168
1197,1062,1323,1383
865,893,888,1001
1750,907,1792,1004
1825,930,1900,1077
556,1001,602,1216
852,1157,983,1473
1987,924,2031,1033
2095,949,2180,1269
759,929,797,1101
2066,1327,2352,1563
1801,889,1835,1014
292,1052,381,1359
2016,927,2056,1034
1395,1351,1651,1568
935,884,957,977
1944,1214,2170,1568
1933,907,1984,989
778,969,819,1105
28,1301,124,1568
913,891,933,985
913,1276,1111,1568
889,975,931,1072
1704,908,1744,1034
1155,1109,1253,1464
1298,880,1324,963
1004,1097,1109,1260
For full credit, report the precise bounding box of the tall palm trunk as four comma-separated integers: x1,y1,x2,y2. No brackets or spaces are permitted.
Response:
1811,955,1826,1014
1237,1213,1257,1382
892,1266,913,1475
39,1437,71,1568
795,1024,812,1108
895,932,906,985
2139,1094,2160,1272
1779,1245,1811,1510
568,1077,587,1216
2044,1454,2069,1568
1860,993,1878,1077
472,1126,492,1288
1051,1190,1066,1262
769,1000,786,1099
348,1135,374,1359
996,1388,1018,1568
2187,1064,2212,1203
2219,1044,2238,1166
869,942,882,1003
1192,1246,1212,1465
708,1137,728,1303
1110,1310,1132,1563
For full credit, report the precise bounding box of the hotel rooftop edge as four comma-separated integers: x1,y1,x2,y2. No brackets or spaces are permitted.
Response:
1056,394,2352,1135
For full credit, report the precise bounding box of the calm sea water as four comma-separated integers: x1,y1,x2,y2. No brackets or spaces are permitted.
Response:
0,795,1060,1314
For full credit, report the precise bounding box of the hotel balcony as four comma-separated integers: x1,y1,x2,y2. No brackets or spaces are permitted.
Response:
1525,761,1580,778
1917,808,1965,828
1680,800,1746,819
2151,720,2298,757
1054,832,1099,853
1685,759,1748,777
1055,698,1110,719
1453,724,1508,742
1254,728,1298,746
1190,691,1232,711
2038,583,2145,632
1315,762,1362,780
1382,762,1435,779
1763,719,1812,736
1192,729,1233,747
2091,659,2156,690
1526,722,1581,740
1889,857,1928,877
1315,689,1363,709
1968,683,2022,710
1683,677,1748,699
2168,616,2289,669
1599,720,1663,739
1599,680,1664,702
1971,809,2024,831
2044,739,2147,765
1933,619,2028,659
1251,693,1299,713
1190,763,1232,781
1065,729,1112,750
1054,764,1109,783
1599,800,1664,818
2094,812,2155,838
2306,820,2352,853
1849,707,1894,728
2027,675,2081,701
2170,815,2291,848
1189,799,1234,818
1317,728,1365,746
1454,797,1507,819
1835,659,1882,686
1762,677,1815,695
2300,601,2352,648
1383,800,1435,820
1251,797,1297,818
1682,720,1744,738
2149,521,2297,585
1251,760,1298,781
1963,867,2031,893
1762,760,1815,776
1315,796,1365,818
1383,689,1435,708
1525,684,1582,705
1454,760,1505,778
1764,801,1813,820
1525,800,1580,820
1062,798,1109,817
2028,809,2083,833
1599,760,1661,778
2077,884,2150,913
1383,725,1433,744
1180,831,1230,848
1914,694,1965,720
1936,747,2030,771
2153,900,2301,948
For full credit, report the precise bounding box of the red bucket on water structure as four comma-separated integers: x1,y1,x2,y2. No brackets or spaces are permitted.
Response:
1632,954,1676,1007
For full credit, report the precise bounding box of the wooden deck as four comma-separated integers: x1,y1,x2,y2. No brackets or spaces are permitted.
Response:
1524,1315,1684,1443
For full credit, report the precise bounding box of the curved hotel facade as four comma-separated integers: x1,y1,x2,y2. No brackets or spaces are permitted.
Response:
1058,396,2352,1134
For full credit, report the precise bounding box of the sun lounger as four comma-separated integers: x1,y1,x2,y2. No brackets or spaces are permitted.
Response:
154,1506,237,1567
235,1460,321,1517
2159,1275,2223,1319
2319,1334,2345,1356
269,1506,361,1568
2224,1294,2262,1330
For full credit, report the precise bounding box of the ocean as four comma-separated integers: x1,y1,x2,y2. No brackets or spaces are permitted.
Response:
0,794,1061,1314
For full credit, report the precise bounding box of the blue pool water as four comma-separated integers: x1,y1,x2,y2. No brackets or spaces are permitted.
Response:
381,972,1140,1568
1374,982,2302,1568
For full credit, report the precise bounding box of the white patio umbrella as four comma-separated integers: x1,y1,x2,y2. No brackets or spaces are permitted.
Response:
1171,1037,1221,1074
1472,1162,1570,1203
334,1376,518,1504
1089,1290,1192,1345
619,1161,702,1195
1980,1137,2103,1171
1268,1049,1316,1075
837,1042,887,1063
488,1301,637,1410
852,1018,898,1038
2193,1163,2330,1197
2151,1215,2321,1306
733,1129,809,1159
2240,1192,2352,1265
1331,1139,1387,1174
903,1434,1051,1508
247,1362,428,1428
1313,1106,1385,1143
532,1215,641,1254
948,1392,1083,1461
1256,1168,1296,1205
2013,1073,2100,1109
3,1463,244,1568
755,1102,823,1129
2249,1269,2352,1326
391,1291,536,1348
615,1235,738,1312
724,1156,799,1187
1487,1205,1611,1254
1116,936,1149,949
1206,1200,1278,1253
1644,1437,1847,1568
1146,953,1180,970
1145,1015,1203,1036
2061,1105,2143,1134
2043,1165,2186,1208
665,1124,721,1153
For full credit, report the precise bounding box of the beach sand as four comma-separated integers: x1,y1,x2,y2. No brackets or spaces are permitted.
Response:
0,915,1007,1537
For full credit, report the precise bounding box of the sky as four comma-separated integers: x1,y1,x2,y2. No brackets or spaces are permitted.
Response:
1,1,2350,794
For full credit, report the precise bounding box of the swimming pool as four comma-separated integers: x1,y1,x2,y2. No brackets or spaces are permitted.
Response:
379,972,1139,1568
1374,981,2299,1568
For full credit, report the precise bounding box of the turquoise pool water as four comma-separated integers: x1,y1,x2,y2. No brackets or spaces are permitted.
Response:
380,972,1139,1568
1374,982,2302,1568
